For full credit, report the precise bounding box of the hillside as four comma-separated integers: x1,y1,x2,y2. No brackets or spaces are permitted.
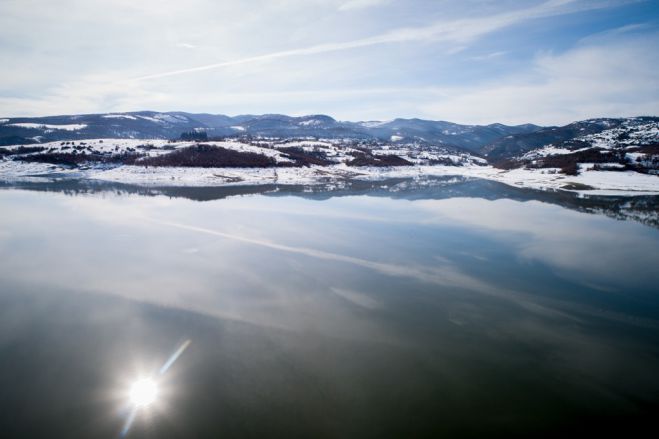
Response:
0,112,541,153
492,117,659,176
483,117,658,160
0,112,657,195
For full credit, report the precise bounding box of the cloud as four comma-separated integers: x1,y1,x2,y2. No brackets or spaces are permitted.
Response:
418,31,659,124
144,217,498,294
469,51,507,61
126,0,613,82
0,0,652,122
413,197,659,288
330,287,380,309
338,0,389,11
3,27,657,124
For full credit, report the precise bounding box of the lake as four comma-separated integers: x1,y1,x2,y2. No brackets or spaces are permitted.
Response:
1,176,658,438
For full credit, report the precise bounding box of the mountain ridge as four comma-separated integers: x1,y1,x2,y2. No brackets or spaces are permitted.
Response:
1,112,657,166
0,111,543,153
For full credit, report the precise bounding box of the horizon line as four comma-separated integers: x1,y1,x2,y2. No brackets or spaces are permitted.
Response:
2,110,658,128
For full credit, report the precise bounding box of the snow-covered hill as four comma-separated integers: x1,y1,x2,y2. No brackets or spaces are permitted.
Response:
0,111,541,152
507,118,659,176
0,135,657,195
0,113,657,195
484,117,658,159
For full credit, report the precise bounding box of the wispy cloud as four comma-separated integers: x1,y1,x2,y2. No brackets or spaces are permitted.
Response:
127,0,610,82
469,51,507,61
338,0,389,11
175,43,197,49
419,31,659,124
0,0,653,121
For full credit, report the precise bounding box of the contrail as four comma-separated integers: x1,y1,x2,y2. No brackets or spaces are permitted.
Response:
143,217,493,293
128,40,378,81
142,216,656,331
125,0,602,83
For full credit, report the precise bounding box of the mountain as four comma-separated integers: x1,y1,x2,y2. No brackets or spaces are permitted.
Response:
483,117,658,160
349,119,542,152
0,111,542,152
492,117,659,175
1,112,656,172
0,112,203,145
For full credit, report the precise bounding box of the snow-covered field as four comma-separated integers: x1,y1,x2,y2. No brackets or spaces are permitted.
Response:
90,164,658,195
1,137,657,195
2,158,657,195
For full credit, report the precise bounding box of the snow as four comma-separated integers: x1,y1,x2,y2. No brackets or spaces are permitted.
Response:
2,155,656,195
80,164,659,195
133,114,188,124
522,146,589,160
569,170,659,193
0,160,81,178
1,136,656,196
469,167,659,195
359,120,391,128
154,114,187,123
137,116,162,123
515,118,658,180
576,120,659,150
280,140,335,148
8,123,87,131
299,119,322,126
102,114,137,120
0,119,8,124
526,119,658,158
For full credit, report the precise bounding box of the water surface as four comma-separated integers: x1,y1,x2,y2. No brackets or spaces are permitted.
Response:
1,177,658,438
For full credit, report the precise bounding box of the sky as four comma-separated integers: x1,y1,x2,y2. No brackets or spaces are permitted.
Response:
0,0,658,124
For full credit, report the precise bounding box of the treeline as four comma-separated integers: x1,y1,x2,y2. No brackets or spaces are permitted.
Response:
179,131,208,141
275,146,332,166
346,153,413,167
140,144,275,168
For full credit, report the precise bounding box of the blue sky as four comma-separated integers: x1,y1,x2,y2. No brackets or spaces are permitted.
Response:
0,0,657,124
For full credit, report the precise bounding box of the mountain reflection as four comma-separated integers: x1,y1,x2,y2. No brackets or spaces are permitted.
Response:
2,176,658,228
0,178,658,438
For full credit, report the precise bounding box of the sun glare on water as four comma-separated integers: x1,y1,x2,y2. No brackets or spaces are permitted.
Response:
120,341,190,436
129,378,158,407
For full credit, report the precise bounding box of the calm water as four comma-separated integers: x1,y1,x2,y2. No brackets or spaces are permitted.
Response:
1,177,659,438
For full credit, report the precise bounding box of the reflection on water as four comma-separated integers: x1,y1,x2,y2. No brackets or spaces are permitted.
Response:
3,176,659,228
0,177,658,437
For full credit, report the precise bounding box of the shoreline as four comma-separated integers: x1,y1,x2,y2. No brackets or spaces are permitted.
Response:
1,160,658,196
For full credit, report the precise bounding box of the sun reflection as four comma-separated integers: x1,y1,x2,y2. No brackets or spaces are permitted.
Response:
129,378,158,407
120,339,191,437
